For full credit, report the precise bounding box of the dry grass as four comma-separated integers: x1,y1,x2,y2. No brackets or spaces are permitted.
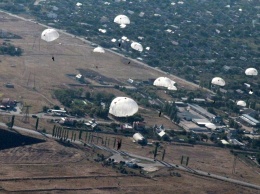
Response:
0,136,258,194
75,132,260,186
0,12,259,194
0,12,196,114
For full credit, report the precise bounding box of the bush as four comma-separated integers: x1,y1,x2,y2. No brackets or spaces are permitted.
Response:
188,138,196,144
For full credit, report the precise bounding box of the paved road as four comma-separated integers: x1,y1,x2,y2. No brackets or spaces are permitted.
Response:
1,121,259,190
0,8,259,189
0,110,113,125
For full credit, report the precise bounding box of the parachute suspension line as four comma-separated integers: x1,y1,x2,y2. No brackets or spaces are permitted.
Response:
52,42,55,59
94,53,98,69
38,35,41,51
1,14,6,61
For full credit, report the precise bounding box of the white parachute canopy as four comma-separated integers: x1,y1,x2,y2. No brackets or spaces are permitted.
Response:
131,42,143,52
237,100,246,107
153,77,176,90
93,46,105,53
120,24,126,28
168,85,177,91
76,2,82,7
109,97,138,117
41,29,59,42
205,123,217,130
211,77,225,86
245,68,258,76
114,15,130,25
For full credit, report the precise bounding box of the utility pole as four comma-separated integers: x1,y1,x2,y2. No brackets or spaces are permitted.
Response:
154,142,160,160
35,118,39,130
52,125,56,137
181,155,190,166
232,154,237,174
162,149,166,161
22,105,31,123
10,115,15,129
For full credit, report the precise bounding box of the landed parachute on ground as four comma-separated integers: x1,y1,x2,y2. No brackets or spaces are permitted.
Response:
245,68,258,76
131,42,143,52
109,97,138,117
41,29,59,42
211,77,225,86
237,100,246,107
93,46,105,53
114,15,130,25
153,77,177,90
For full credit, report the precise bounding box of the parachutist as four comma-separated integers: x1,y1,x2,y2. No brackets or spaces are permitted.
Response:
117,139,122,150
52,56,55,61
159,110,162,117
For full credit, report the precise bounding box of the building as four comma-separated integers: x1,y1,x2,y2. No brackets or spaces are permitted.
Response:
84,120,98,130
238,114,260,127
227,128,238,139
5,83,14,88
133,121,146,130
221,139,229,145
178,110,201,121
240,108,257,118
121,123,133,130
59,118,76,126
175,101,187,107
127,78,134,84
190,127,210,133
229,139,245,146
193,98,206,103
1,98,15,109
192,118,212,127
187,103,216,120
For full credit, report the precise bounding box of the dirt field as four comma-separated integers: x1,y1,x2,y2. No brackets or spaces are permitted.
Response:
0,11,259,194
0,133,258,194
74,132,260,186
0,12,197,114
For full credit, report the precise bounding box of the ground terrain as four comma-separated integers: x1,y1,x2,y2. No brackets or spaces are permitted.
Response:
0,11,259,194
0,130,258,194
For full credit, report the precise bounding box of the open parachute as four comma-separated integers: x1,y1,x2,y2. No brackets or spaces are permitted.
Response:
237,100,246,107
41,29,59,42
245,68,258,76
153,77,177,90
114,15,130,26
131,42,143,52
211,77,225,86
109,97,138,117
93,46,105,53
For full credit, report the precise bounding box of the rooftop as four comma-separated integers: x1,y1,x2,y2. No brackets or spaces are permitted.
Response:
187,103,216,119
192,119,212,125
241,114,260,124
